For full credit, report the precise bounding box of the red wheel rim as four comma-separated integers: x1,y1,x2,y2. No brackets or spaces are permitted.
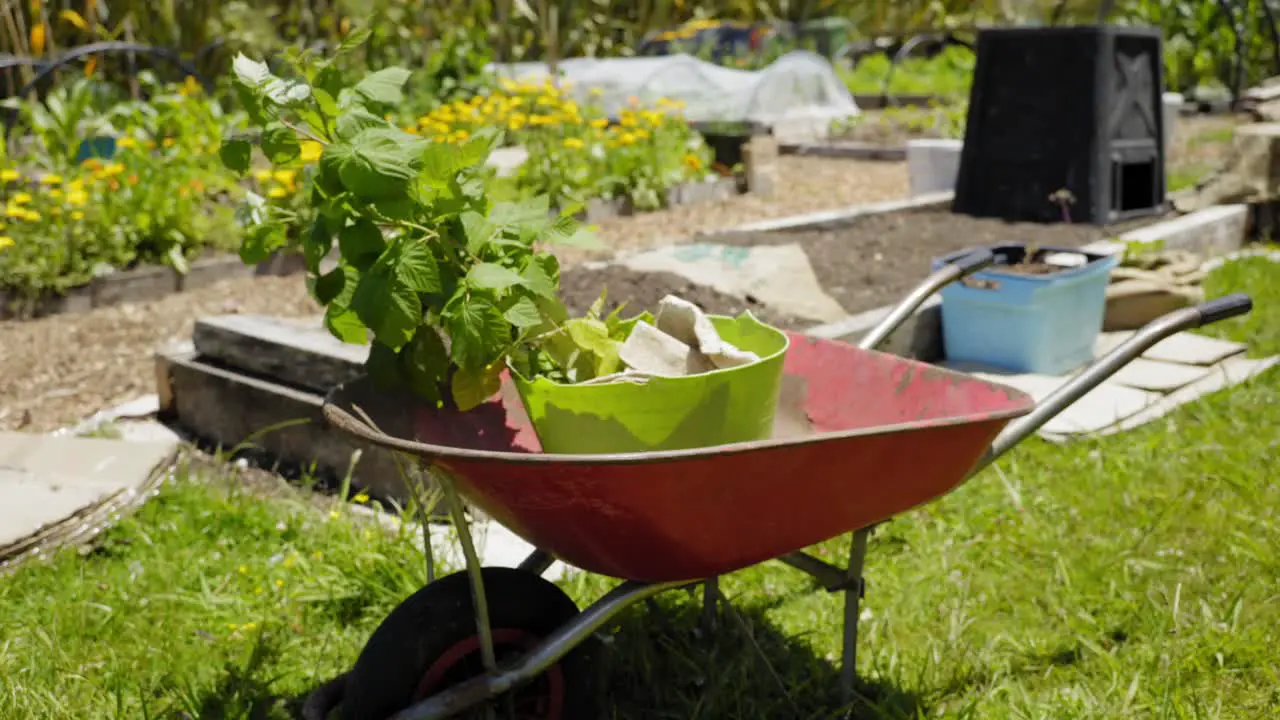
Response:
414,628,566,720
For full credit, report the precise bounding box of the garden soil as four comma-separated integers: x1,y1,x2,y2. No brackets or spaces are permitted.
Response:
711,209,1162,315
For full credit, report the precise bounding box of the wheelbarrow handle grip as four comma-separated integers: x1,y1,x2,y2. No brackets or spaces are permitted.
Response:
949,249,995,275
1193,293,1252,327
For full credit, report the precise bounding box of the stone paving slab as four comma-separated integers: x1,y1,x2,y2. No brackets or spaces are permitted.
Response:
0,431,178,561
944,330,1275,441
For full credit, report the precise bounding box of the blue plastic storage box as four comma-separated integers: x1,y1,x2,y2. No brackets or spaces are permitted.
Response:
932,244,1118,375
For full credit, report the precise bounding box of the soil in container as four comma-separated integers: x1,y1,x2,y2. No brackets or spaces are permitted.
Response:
712,209,1165,315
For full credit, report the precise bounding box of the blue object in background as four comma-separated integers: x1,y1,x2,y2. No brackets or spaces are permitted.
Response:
932,244,1119,375
74,136,117,164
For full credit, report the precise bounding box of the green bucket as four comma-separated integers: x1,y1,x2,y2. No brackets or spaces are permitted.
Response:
512,313,790,455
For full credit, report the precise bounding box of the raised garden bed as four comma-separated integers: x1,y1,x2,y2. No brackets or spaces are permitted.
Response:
0,251,306,321
709,209,1166,315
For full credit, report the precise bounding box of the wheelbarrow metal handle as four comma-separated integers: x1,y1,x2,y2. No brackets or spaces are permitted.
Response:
858,249,995,352
973,293,1255,472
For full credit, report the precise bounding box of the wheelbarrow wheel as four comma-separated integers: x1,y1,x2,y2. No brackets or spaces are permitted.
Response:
341,567,600,720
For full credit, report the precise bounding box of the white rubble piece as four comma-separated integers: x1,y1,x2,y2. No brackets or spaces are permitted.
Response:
619,320,714,377
615,295,760,380
654,295,760,369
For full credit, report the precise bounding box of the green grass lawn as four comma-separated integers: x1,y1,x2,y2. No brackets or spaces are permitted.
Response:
2,257,1278,719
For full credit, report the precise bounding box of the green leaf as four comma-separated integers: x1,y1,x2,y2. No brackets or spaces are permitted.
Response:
351,267,422,351
218,138,251,174
232,54,272,89
446,296,508,369
335,108,386,141
262,76,312,106
240,223,285,264
460,211,495,254
365,341,402,389
336,27,373,55
325,305,367,344
322,127,425,200
313,88,340,119
451,364,502,412
519,254,559,298
314,267,347,304
566,318,622,377
338,219,386,270
418,142,456,190
467,263,526,292
396,239,441,293
453,128,498,169
547,214,604,249
400,328,449,405
301,217,332,273
491,196,550,232
262,123,301,164
502,296,542,329
353,67,412,107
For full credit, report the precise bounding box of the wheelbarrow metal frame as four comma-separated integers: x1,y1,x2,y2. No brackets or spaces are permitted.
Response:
348,252,1252,720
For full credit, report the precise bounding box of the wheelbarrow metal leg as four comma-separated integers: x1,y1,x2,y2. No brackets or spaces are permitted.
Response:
702,577,720,635
839,528,871,704
390,579,684,720
517,549,556,576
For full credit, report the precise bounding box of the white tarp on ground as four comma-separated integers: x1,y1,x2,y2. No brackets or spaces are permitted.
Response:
487,52,859,140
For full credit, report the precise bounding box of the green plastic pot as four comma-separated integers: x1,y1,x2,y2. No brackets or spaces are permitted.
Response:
512,313,790,455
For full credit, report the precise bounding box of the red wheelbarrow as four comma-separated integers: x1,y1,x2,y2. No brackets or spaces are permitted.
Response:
310,251,1254,720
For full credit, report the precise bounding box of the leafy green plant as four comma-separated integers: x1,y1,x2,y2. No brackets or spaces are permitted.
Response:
220,37,612,411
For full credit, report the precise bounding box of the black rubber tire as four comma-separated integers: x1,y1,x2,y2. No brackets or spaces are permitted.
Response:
341,567,601,720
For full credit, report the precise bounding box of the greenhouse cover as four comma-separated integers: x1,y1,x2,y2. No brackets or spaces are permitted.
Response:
487,52,859,139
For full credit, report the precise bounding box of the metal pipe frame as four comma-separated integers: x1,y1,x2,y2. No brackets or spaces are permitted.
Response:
386,248,1251,718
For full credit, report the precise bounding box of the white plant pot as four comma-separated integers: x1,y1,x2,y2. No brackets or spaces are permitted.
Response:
907,139,963,198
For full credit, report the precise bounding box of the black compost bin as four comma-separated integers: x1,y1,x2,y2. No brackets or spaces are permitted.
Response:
952,25,1167,225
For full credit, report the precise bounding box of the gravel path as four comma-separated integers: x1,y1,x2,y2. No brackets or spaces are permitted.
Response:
1,156,908,433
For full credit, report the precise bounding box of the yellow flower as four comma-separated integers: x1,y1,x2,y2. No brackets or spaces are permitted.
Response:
238,565,248,574
267,186,289,199
563,137,584,150
71,210,84,220
635,129,649,140
162,137,175,148
275,579,284,588
0,236,12,251
252,169,272,183
272,169,297,187
620,132,637,145
178,75,201,98
299,141,323,163
22,209,40,222
39,174,62,185
117,137,137,149
11,192,32,205
0,169,19,182
453,129,470,142
352,490,370,504
99,162,125,177
5,205,25,219
589,118,609,130
66,189,88,206
48,188,62,199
